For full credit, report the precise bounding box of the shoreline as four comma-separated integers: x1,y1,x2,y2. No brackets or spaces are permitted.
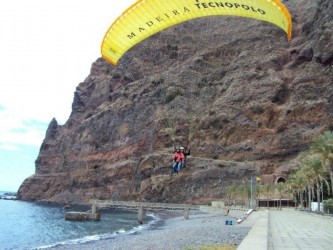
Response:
47,208,252,250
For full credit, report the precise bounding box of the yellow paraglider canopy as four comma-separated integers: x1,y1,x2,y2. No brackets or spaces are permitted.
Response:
101,0,292,65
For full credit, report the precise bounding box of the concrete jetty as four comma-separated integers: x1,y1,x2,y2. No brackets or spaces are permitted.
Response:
65,204,101,221
89,200,200,211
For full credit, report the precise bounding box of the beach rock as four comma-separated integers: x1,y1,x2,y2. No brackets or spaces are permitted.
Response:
18,0,333,205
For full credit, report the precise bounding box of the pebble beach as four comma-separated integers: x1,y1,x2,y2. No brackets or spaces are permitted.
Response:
49,208,254,250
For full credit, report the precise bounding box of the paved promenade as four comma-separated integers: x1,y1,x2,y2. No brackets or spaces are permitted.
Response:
268,209,333,250
238,208,333,250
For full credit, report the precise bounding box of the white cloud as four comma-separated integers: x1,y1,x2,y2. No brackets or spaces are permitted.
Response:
0,0,137,125
0,107,47,149
0,0,137,191
0,144,20,151
0,0,137,147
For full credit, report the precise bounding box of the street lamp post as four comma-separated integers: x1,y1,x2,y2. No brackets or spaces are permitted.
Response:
250,176,254,209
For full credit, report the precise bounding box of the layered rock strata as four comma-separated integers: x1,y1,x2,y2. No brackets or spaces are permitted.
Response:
18,0,333,204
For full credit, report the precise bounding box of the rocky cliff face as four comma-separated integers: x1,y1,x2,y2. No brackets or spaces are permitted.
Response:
18,0,333,204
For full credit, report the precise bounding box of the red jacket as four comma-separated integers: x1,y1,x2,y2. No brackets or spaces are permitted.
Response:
173,152,184,162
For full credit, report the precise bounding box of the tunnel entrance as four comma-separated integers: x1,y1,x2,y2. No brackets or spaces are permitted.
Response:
276,177,286,183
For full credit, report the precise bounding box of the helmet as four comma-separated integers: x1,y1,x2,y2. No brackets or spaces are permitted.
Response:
180,147,184,150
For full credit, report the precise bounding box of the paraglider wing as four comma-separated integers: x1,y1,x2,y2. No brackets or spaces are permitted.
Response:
101,0,292,65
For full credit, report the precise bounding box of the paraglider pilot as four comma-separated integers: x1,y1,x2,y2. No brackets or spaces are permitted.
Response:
172,147,184,174
181,145,190,168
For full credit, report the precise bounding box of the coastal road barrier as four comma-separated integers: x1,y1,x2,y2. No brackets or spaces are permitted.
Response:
236,209,254,224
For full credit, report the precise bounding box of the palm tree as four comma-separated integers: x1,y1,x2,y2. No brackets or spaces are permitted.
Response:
225,184,238,206
310,131,333,196
275,182,286,210
240,184,248,207
225,184,246,206
302,158,328,213
258,183,274,209
299,166,315,211
286,171,307,210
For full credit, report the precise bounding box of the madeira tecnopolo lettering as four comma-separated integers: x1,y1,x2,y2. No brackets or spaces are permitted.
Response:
127,2,267,40
194,1,266,14
127,7,191,39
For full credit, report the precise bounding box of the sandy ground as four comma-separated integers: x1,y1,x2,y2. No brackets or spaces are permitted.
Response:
48,208,254,250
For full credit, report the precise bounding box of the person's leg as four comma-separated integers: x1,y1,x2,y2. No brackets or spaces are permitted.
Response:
177,162,181,173
172,162,177,173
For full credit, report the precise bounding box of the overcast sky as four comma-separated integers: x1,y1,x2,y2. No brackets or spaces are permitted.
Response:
0,0,137,191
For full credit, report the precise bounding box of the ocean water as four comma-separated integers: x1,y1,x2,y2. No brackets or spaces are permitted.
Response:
0,192,158,250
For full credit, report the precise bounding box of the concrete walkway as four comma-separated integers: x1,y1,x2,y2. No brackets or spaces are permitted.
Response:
268,210,333,250
237,210,268,250
238,209,333,250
